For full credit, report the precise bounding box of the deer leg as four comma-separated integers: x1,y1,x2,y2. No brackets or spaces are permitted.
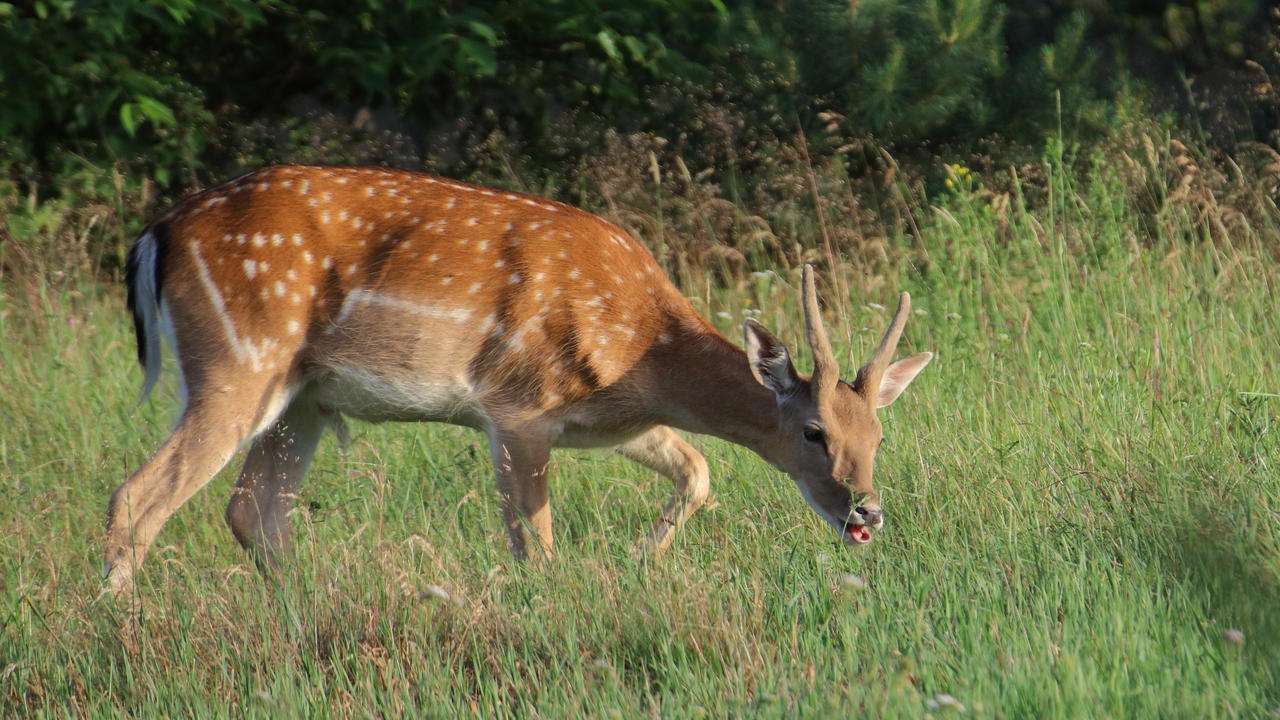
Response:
488,426,555,562
616,426,710,554
225,397,326,574
104,374,292,591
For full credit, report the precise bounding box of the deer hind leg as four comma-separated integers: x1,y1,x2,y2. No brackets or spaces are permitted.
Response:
488,425,555,562
616,426,710,555
225,396,327,574
104,372,294,591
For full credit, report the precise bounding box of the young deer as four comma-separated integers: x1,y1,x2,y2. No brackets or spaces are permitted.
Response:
105,165,931,589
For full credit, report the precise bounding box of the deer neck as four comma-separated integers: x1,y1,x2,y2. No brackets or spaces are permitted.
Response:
653,318,785,465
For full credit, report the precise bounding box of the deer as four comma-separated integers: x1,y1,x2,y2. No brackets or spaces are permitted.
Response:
104,165,931,590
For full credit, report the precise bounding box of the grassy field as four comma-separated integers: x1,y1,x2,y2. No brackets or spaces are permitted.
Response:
2,153,1279,718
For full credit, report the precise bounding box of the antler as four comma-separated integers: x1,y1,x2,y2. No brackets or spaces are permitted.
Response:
855,291,911,399
801,265,840,400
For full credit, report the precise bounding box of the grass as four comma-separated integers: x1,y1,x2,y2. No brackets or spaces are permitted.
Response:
2,153,1279,718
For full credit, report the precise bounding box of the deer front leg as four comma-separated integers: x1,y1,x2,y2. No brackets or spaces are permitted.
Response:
488,426,555,562
616,426,710,555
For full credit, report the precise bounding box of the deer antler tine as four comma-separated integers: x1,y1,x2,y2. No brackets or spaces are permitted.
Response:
801,265,840,397
856,291,911,398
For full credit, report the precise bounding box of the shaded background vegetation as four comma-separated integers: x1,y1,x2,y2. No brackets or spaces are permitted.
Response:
2,0,1279,284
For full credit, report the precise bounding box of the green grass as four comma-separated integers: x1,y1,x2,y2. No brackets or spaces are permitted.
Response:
2,159,1279,718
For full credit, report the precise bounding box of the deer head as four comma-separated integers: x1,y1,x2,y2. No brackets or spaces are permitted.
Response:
743,266,931,545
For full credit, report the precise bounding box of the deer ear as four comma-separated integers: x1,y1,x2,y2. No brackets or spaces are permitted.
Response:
744,319,799,397
876,352,932,408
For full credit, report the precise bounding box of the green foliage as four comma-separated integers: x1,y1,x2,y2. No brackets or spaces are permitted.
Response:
1,0,1275,213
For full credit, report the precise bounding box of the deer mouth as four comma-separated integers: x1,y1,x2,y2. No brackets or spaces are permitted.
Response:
844,521,874,545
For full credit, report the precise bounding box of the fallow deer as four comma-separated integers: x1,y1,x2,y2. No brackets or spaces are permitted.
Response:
105,165,931,589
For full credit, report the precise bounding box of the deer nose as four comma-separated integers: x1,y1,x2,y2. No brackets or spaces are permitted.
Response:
854,505,883,526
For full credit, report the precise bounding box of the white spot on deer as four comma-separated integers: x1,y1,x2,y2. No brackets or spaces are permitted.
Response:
469,282,484,294
338,210,350,222
614,274,624,284
257,183,270,191
494,259,506,268
321,191,333,203
336,177,349,185
321,211,331,224
466,217,479,227
365,186,376,197
534,272,546,282
292,233,304,246
509,273,522,284
558,250,568,260
321,256,332,270
308,285,317,297
260,289,271,302
503,222,514,231
260,261,269,273
252,233,267,247
243,260,258,279
303,251,313,264
427,253,440,263
291,293,302,305
282,180,294,188
287,320,301,335
222,233,233,243
411,216,421,225
441,276,454,285
478,240,491,252
384,211,395,220
299,180,311,195
353,217,363,229
445,198,457,210
346,264,357,276
272,233,284,246
553,287,563,296
597,334,610,346
656,332,672,345
205,196,226,208
479,189,496,197
309,198,319,208
236,234,248,244
275,281,287,297
568,268,580,279
286,269,298,281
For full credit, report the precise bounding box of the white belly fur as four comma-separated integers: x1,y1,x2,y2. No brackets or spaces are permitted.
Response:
309,364,484,425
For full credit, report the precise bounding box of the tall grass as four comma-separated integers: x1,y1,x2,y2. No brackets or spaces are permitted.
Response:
2,140,1279,717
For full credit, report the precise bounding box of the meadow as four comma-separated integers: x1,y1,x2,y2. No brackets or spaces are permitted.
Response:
2,142,1279,718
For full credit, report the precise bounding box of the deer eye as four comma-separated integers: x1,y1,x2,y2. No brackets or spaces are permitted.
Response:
803,425,825,444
